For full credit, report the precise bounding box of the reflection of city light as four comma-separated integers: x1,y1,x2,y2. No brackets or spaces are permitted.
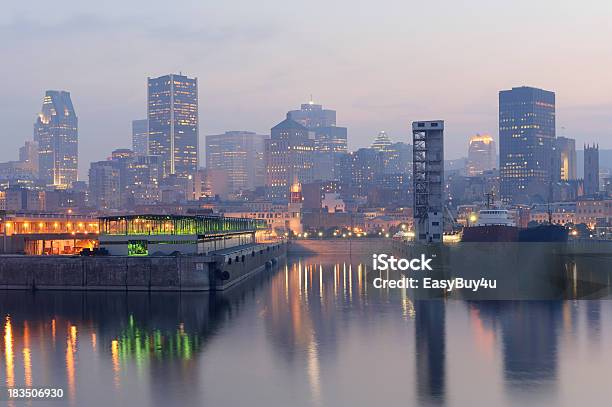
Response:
4,316,14,387
111,340,120,388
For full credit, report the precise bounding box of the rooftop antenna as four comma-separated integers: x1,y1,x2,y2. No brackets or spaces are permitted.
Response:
309,94,313,104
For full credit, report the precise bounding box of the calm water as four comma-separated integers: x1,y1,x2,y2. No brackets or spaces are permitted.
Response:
0,255,610,406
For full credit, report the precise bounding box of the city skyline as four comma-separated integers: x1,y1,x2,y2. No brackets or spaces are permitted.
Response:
3,1,612,178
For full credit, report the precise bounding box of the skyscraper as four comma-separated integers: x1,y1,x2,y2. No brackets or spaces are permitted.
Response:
584,144,599,196
287,100,336,129
288,100,347,181
339,148,384,197
34,90,78,188
466,134,496,176
371,131,392,151
554,137,576,181
265,116,315,201
147,74,198,179
132,119,149,156
205,131,267,193
499,86,555,204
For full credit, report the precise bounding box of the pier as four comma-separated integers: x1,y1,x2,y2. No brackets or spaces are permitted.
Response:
0,241,286,291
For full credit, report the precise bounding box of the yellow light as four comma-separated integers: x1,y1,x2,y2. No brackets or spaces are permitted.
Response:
469,214,477,223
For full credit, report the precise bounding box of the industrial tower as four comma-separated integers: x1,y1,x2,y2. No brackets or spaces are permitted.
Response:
412,121,444,243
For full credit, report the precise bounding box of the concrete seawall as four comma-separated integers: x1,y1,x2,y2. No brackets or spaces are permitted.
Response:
0,242,286,291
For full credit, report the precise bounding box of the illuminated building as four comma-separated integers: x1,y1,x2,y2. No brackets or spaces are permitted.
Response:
288,182,303,234
287,100,336,129
499,86,556,204
265,116,315,201
99,214,266,256
584,144,599,196
466,134,496,176
371,131,392,152
370,132,412,176
147,74,199,179
34,90,78,188
339,148,384,197
132,119,149,156
554,137,576,181
288,101,347,181
205,131,267,193
0,212,98,254
125,155,162,206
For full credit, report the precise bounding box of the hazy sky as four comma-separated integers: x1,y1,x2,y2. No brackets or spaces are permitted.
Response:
2,0,612,178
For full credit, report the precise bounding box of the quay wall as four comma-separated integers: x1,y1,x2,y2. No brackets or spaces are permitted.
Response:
0,242,286,291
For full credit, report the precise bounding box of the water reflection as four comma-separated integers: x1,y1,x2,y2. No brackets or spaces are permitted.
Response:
0,257,611,406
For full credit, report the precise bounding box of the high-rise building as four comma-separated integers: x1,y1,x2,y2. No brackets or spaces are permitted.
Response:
288,100,347,181
147,74,198,179
370,132,412,176
466,134,496,176
34,90,78,188
339,148,384,197
205,131,267,193
312,126,347,181
132,119,149,156
499,86,555,204
413,121,444,243
265,116,315,201
125,155,162,206
371,131,392,152
88,161,120,210
287,100,336,129
554,137,577,181
584,144,600,196
19,141,39,176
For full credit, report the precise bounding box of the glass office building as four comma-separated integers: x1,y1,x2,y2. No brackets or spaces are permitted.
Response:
499,86,555,204
34,90,78,188
205,131,267,193
132,119,149,156
147,74,199,179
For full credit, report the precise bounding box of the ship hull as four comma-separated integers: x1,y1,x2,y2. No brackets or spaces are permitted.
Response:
461,225,519,242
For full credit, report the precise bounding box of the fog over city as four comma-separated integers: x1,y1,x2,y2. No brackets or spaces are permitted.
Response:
2,0,612,177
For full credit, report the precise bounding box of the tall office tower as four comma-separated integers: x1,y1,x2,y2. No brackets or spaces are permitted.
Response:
339,148,384,197
205,131,267,193
125,155,162,206
132,119,149,156
287,100,336,129
265,116,315,201
19,141,39,176
88,161,121,210
554,137,577,181
34,90,78,188
370,132,412,175
465,134,496,176
147,74,198,179
371,131,392,152
499,86,556,204
413,121,444,243
312,126,348,181
288,100,347,181
584,144,600,196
